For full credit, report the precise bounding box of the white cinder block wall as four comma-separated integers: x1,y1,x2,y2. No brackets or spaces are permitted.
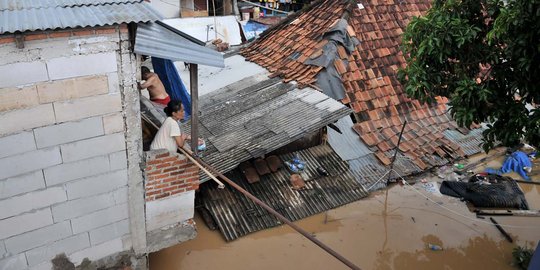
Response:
0,29,138,270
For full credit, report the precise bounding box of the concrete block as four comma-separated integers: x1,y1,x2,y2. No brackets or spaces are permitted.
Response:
113,187,128,204
52,191,116,222
0,131,36,159
69,237,124,265
47,52,117,80
0,186,67,219
0,147,61,180
60,133,126,163
107,73,120,93
34,117,104,148
109,151,128,171
44,155,110,187
4,221,71,254
0,85,39,112
89,219,129,245
0,61,48,88
0,208,53,239
71,203,128,234
36,75,109,104
29,261,52,270
146,191,195,231
0,240,6,258
65,169,127,200
103,113,124,134
53,93,122,123
0,254,27,270
0,104,56,136
0,171,45,200
25,233,89,266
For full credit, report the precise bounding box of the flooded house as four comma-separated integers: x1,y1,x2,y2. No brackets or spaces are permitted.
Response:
0,0,225,269
184,0,486,241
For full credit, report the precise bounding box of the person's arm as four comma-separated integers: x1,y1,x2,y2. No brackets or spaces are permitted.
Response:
139,79,152,89
174,133,190,148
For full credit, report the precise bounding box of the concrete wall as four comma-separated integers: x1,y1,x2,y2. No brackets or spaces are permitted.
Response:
0,26,144,269
143,150,199,252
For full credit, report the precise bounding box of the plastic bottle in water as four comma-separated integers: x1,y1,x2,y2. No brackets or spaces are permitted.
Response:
428,244,443,251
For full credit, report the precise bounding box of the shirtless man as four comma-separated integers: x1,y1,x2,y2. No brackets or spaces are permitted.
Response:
139,66,171,105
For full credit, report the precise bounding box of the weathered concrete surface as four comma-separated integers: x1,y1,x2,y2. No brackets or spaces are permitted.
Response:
146,221,197,254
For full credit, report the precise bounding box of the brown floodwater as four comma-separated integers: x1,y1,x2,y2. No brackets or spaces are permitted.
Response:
150,152,540,270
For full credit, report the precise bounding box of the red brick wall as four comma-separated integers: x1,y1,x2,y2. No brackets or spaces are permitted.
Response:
144,150,200,202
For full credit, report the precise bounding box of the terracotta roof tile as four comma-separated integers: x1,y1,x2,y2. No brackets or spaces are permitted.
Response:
241,0,471,169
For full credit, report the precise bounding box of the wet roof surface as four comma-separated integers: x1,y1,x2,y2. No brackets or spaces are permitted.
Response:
241,0,482,170
199,144,369,241
180,74,352,181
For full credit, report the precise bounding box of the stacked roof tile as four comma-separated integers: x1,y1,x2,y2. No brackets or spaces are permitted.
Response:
242,0,471,170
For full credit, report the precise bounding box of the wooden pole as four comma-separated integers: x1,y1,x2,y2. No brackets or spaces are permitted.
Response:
490,217,513,243
186,152,362,270
387,120,407,183
189,63,199,155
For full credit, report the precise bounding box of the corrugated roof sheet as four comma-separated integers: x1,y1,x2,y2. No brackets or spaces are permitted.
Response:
178,74,351,182
328,116,372,160
0,0,162,34
135,22,225,68
199,144,369,241
444,128,485,156
0,0,135,11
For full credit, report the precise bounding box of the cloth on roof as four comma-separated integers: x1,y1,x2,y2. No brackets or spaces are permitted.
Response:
485,151,532,180
151,57,192,119
440,174,529,209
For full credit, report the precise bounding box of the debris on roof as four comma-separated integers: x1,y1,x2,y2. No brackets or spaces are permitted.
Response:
198,144,369,241
0,0,163,34
179,73,352,182
241,0,483,172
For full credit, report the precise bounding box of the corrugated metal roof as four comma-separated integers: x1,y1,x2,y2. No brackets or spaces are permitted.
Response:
180,76,352,182
347,152,422,191
134,22,225,68
0,0,162,34
199,144,369,241
444,128,485,156
328,116,373,160
0,0,136,11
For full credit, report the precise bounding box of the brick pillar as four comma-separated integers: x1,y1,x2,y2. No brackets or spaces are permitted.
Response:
144,150,200,202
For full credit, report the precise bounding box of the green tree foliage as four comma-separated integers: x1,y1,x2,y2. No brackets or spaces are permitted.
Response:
398,0,540,151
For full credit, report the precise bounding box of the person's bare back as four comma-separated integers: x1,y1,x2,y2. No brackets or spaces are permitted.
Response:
140,67,169,101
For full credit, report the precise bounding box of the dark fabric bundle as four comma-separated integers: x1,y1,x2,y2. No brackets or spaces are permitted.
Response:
440,175,529,209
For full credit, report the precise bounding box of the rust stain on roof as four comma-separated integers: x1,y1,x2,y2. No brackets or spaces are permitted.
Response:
241,0,471,170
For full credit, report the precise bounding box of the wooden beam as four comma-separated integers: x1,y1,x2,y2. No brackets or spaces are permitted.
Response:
476,209,540,217
189,63,199,155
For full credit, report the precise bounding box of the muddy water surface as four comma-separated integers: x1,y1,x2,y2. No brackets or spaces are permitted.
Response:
151,153,540,270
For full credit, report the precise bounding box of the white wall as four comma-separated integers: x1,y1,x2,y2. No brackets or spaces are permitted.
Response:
0,31,134,269
150,0,181,18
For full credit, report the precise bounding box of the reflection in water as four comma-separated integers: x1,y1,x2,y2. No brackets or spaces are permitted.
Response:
374,235,515,270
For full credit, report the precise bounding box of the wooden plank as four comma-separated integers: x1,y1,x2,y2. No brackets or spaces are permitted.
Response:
477,209,540,217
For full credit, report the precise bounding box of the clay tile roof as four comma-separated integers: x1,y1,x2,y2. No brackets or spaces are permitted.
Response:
241,0,473,169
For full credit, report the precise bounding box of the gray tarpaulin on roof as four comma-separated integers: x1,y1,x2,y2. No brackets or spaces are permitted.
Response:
328,116,372,160
135,22,225,68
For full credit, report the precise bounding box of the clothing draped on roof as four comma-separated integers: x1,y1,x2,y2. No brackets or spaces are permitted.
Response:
151,57,192,119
